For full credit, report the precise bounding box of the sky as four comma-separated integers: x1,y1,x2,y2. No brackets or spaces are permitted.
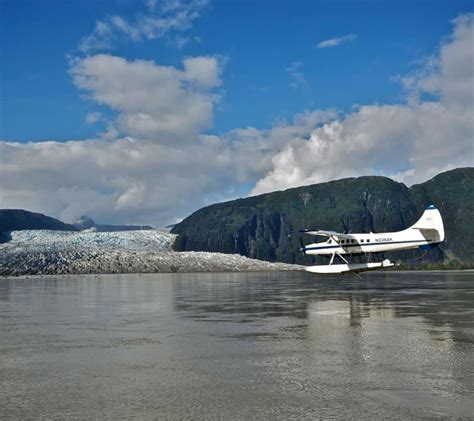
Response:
1,0,473,226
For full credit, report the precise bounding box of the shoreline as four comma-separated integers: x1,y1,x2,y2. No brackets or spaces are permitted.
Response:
2,268,473,279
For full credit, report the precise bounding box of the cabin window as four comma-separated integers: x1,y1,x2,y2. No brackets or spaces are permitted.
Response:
341,240,345,244
360,239,364,242
351,239,355,243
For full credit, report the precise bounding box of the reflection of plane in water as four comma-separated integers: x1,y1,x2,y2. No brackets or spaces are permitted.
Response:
299,205,444,274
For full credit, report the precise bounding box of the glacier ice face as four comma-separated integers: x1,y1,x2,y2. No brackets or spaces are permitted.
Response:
6,229,176,252
0,230,302,275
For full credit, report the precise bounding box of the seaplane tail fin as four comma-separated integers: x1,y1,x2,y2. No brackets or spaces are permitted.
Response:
409,204,445,242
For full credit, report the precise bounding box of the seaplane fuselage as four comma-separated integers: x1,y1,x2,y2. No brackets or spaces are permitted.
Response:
304,230,438,256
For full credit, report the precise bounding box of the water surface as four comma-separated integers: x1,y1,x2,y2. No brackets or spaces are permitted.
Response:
1,271,473,419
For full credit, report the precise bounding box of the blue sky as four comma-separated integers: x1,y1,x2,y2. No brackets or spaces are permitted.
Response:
1,1,473,225
2,0,471,141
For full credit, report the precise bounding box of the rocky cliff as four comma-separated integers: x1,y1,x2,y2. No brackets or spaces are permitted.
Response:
172,168,474,265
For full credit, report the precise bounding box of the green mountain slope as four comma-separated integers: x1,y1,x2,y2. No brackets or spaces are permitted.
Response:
172,168,474,265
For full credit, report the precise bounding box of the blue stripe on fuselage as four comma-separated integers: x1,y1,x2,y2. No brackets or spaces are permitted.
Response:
304,239,429,252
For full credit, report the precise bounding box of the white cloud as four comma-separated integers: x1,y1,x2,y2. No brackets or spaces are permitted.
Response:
0,111,335,226
402,14,474,107
286,61,308,89
79,21,113,53
317,33,357,49
78,0,207,53
85,112,101,124
70,54,223,142
146,0,158,12
183,56,223,88
251,102,472,194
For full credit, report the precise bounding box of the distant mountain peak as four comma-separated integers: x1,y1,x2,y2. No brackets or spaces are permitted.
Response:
73,215,154,232
74,215,96,230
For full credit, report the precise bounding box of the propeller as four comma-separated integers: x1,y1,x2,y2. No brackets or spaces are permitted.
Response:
299,236,311,266
299,236,306,254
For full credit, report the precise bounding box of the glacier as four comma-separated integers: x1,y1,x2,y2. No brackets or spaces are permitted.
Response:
0,230,302,275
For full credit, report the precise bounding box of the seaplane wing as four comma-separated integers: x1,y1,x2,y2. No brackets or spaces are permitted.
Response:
299,229,353,240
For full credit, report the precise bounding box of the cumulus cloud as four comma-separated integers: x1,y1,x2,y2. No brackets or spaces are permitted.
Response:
79,0,207,53
0,110,335,225
401,14,474,107
252,14,474,194
251,102,472,194
70,54,223,142
317,33,357,49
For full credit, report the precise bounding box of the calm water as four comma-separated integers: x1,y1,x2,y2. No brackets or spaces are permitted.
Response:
0,271,473,420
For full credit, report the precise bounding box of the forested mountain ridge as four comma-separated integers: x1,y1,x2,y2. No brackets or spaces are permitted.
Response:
172,168,474,265
0,209,78,233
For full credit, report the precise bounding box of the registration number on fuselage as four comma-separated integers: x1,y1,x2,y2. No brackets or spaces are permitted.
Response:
375,237,393,242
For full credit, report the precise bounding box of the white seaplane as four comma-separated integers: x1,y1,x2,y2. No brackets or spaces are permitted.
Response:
299,205,444,274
